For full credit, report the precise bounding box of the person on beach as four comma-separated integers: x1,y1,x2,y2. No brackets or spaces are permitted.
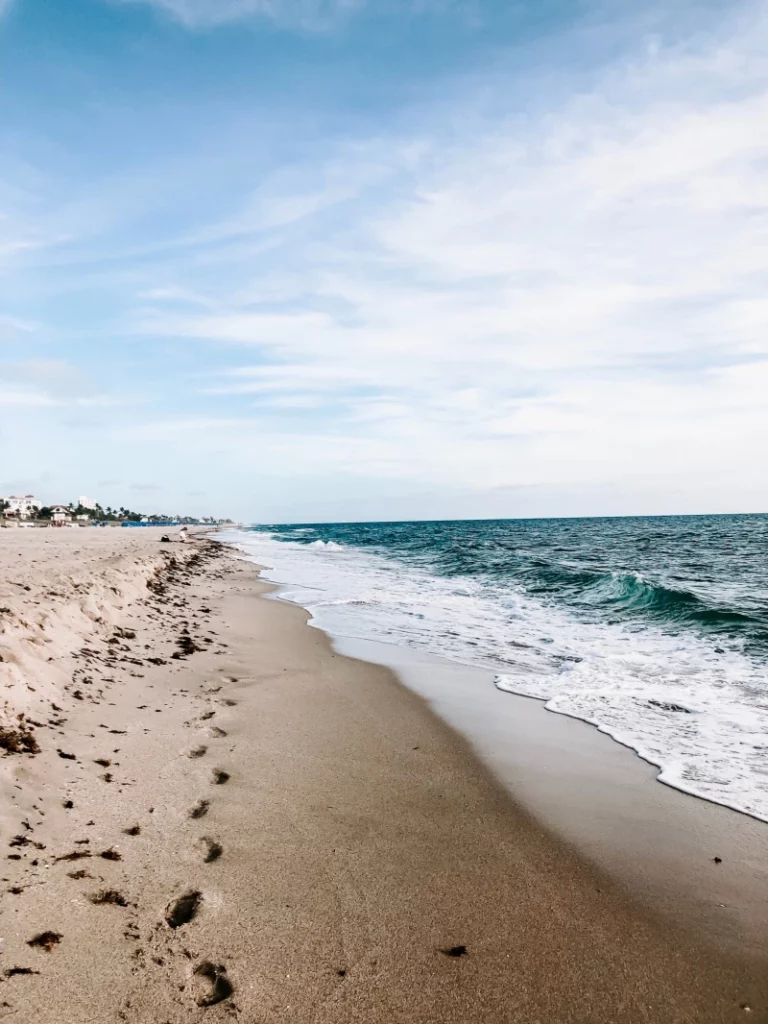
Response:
179,525,189,543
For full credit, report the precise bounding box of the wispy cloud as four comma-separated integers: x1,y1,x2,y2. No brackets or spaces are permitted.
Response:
0,314,40,341
0,360,133,408
125,1,768,513
4,0,768,518
0,390,57,408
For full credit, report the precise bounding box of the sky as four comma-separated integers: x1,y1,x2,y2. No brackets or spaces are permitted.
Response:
1,0,767,522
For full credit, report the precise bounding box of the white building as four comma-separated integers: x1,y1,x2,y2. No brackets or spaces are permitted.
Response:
78,496,98,511
3,495,41,518
50,505,73,523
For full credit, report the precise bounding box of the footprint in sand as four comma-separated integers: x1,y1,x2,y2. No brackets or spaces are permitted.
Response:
198,837,223,863
190,961,233,1007
188,799,211,819
211,768,229,785
165,890,202,929
187,745,207,759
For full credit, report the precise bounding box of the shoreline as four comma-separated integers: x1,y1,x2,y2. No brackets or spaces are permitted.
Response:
237,557,768,963
330,633,768,960
221,524,768,829
0,531,764,1021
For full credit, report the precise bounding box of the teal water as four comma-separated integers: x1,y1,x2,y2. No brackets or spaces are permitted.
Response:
227,514,768,821
255,515,768,648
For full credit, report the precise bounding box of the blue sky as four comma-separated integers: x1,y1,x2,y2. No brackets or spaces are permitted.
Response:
1,0,767,521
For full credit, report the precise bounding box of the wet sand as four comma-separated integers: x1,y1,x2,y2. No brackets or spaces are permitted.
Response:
0,532,764,1021
333,635,768,961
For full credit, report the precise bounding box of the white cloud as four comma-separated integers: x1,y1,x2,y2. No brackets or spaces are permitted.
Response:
0,361,132,409
131,2,768,514
5,0,768,519
0,389,57,408
0,359,105,402
0,314,39,341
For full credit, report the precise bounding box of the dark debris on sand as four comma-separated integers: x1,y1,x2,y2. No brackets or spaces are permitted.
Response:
27,932,62,952
172,632,205,659
54,850,92,862
440,945,468,958
88,889,129,907
0,717,39,755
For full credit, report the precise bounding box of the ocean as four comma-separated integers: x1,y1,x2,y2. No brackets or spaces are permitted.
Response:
223,515,768,823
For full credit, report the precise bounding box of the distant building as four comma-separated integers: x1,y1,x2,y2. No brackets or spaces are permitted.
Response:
78,496,98,511
50,505,73,523
3,495,42,519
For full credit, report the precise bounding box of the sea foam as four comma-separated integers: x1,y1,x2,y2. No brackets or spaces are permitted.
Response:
223,525,768,823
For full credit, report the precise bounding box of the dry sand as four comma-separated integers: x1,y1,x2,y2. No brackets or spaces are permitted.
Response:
0,529,764,1022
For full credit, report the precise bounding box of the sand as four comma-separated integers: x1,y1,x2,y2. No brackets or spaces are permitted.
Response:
0,529,764,1022
337,636,768,961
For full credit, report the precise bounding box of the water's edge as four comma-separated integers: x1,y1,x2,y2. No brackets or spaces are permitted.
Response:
225,542,768,960
220,525,768,823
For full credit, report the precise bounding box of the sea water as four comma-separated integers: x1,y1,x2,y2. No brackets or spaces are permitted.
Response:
223,516,768,823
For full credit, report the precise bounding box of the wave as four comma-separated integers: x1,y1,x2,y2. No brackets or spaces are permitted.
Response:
222,521,768,823
549,567,758,632
434,554,760,638
495,671,768,823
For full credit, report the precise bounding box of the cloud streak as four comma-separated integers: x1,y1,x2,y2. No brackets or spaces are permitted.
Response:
4,0,768,519
127,2,768,513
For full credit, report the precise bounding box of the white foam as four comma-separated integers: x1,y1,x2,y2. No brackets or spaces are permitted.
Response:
222,529,768,823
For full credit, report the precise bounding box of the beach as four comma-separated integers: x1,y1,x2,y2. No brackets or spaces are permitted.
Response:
0,529,765,1022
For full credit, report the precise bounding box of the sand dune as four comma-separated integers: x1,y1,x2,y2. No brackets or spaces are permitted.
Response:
0,529,194,748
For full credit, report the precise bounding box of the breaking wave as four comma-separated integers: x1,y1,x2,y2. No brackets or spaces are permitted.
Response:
221,515,768,822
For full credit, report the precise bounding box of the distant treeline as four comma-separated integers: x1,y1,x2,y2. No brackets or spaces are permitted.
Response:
1,499,231,525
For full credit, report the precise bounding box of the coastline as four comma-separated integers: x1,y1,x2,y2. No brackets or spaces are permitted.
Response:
330,634,768,961
0,531,764,1021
